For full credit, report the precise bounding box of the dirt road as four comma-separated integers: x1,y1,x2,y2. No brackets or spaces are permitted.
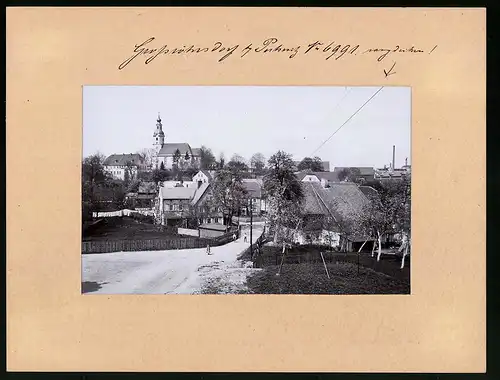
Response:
82,227,263,294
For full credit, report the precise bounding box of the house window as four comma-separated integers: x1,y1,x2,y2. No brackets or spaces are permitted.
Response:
214,217,219,223
207,218,211,223
179,204,183,211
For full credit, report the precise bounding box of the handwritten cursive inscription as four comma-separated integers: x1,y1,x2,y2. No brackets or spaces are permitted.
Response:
304,41,359,60
118,37,438,77
362,45,427,62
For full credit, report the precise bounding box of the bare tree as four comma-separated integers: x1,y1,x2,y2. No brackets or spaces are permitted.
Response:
138,148,156,170
250,152,266,175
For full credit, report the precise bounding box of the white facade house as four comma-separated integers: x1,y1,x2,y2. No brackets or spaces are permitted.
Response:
295,171,340,188
192,170,212,186
302,174,321,182
103,153,145,180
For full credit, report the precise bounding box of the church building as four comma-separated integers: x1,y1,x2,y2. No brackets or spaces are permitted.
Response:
152,113,201,170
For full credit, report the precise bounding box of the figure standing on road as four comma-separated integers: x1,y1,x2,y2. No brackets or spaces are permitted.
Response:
244,233,248,243
206,244,211,255
232,233,237,241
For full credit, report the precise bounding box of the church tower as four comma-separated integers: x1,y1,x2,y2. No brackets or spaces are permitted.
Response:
153,113,165,168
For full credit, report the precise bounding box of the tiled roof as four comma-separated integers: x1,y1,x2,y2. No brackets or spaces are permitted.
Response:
301,183,330,216
295,171,316,181
295,171,339,182
191,148,201,157
158,143,192,156
301,182,370,224
160,186,196,200
103,154,144,167
190,182,210,206
315,171,339,182
358,186,379,200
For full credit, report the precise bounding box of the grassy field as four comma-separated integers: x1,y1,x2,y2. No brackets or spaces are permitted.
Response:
83,217,177,241
244,262,410,294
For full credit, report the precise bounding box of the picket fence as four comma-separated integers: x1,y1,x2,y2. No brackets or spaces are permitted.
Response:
82,229,237,254
82,236,211,254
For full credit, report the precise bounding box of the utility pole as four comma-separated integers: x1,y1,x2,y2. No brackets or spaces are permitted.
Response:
249,197,253,259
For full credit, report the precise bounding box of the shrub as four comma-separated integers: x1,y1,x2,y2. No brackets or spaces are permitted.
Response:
130,212,154,224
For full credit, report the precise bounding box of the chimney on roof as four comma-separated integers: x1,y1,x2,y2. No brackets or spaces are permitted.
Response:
392,145,396,172
405,157,408,167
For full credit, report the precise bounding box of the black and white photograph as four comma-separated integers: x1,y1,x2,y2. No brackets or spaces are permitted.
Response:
82,86,411,295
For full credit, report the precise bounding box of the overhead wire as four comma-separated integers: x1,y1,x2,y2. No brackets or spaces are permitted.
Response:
310,86,384,157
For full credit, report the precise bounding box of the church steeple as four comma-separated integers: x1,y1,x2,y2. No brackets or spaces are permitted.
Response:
153,112,165,146
152,113,165,169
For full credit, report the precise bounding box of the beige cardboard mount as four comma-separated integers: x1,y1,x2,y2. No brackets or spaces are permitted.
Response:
6,7,485,372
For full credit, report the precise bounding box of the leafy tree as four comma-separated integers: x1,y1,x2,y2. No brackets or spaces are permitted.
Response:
82,153,110,216
312,156,325,172
137,170,153,182
199,146,216,170
160,161,165,170
227,155,249,174
152,168,171,189
123,160,135,185
297,156,324,172
211,168,248,226
337,167,362,182
173,149,182,165
250,152,266,175
185,151,190,161
264,151,305,244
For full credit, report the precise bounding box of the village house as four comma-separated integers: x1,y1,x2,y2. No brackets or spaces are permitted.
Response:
158,186,197,227
288,181,376,251
295,170,340,188
189,182,224,225
125,181,157,209
156,174,225,227
103,153,146,181
192,170,212,187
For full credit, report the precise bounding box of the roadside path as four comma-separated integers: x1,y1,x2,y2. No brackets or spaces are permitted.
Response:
82,227,263,294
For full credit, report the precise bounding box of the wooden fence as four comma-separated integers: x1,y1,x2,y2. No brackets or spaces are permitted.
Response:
82,228,238,254
252,248,410,282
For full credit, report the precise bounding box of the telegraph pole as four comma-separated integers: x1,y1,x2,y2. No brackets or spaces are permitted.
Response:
249,197,253,259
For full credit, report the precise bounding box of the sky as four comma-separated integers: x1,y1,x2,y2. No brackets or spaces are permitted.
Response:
83,86,411,169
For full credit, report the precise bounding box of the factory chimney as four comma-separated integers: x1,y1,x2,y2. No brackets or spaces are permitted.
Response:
392,145,396,171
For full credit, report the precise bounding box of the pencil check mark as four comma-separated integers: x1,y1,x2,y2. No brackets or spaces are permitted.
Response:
383,62,397,78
